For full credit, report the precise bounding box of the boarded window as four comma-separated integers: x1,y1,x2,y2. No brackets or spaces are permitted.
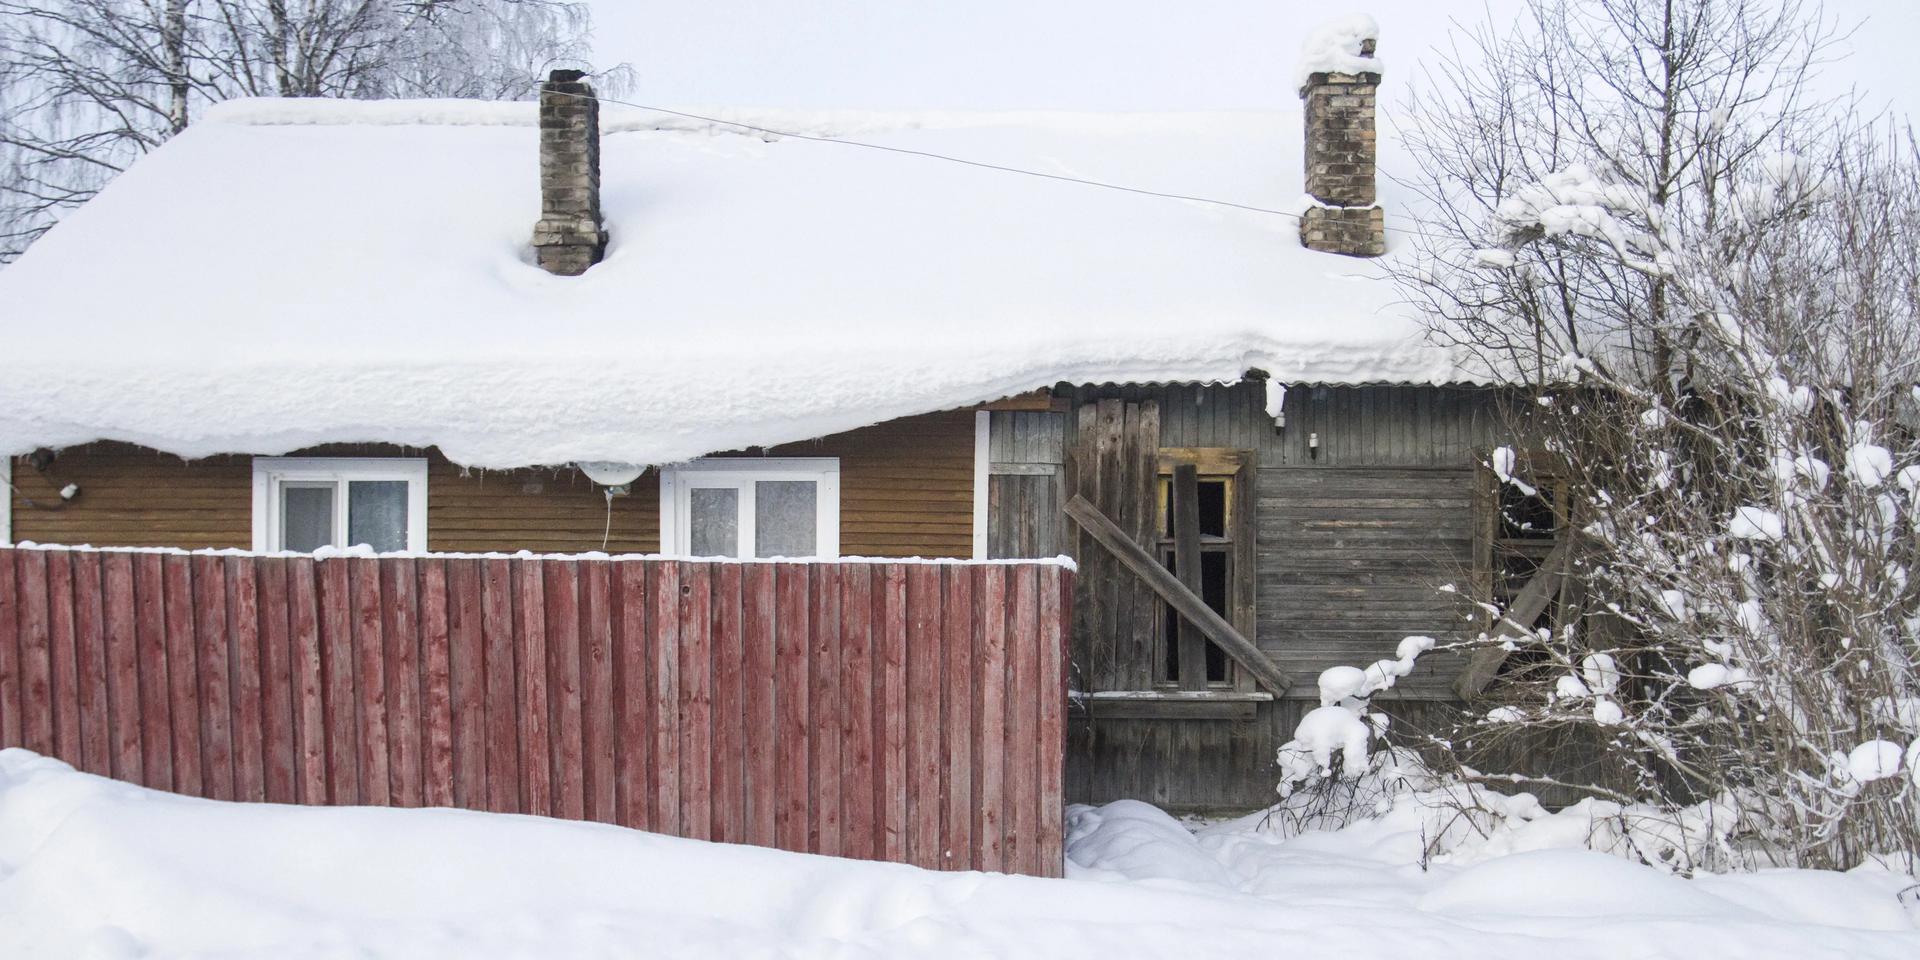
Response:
1475,455,1575,678
1152,449,1256,690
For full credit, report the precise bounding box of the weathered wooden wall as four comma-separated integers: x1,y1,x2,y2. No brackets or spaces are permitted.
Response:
985,411,1069,560
7,411,976,558
0,545,1071,875
1057,381,1500,811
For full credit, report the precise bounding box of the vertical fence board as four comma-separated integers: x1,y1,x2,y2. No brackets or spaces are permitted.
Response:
445,559,485,809
71,552,110,776
905,564,943,869
1,548,1070,877
0,550,18,750
774,563,811,852
349,560,390,805
479,559,519,813
709,563,745,844
1007,565,1041,877
580,560,617,824
102,553,141,783
614,562,651,830
418,559,455,808
879,566,909,864
1038,565,1068,874
161,556,202,796
282,558,322,804
45,551,81,764
678,562,714,841
942,566,975,870
241,556,282,802
261,556,301,802
649,561,681,835
512,560,551,817
14,550,53,757
809,565,843,856
133,553,174,790
741,563,778,848
544,562,585,822
314,558,356,803
190,554,233,801
975,565,1007,873
382,558,424,808
838,564,875,860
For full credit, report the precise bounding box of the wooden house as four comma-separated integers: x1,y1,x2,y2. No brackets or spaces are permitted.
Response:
0,45,1561,813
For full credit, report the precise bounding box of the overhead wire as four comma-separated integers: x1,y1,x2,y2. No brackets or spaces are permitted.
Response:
541,87,1311,221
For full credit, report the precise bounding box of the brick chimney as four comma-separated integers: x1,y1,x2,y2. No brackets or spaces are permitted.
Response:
1298,35,1385,257
531,69,607,276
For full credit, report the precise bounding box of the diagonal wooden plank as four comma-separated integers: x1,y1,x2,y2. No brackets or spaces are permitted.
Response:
1063,495,1291,694
1454,536,1575,699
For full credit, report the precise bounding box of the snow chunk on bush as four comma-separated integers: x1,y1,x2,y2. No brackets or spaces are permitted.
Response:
1686,663,1752,690
1844,443,1894,488
1728,506,1784,541
1845,741,1905,784
1318,665,1368,706
1296,14,1381,87
1491,446,1538,496
1289,705,1373,780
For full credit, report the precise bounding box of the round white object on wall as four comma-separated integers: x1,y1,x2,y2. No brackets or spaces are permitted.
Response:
577,461,644,487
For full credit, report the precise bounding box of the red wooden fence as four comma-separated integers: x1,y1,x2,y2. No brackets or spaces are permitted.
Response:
0,546,1071,876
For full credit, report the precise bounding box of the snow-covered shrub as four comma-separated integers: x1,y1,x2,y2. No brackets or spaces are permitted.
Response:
1276,636,1436,799
1393,0,1920,869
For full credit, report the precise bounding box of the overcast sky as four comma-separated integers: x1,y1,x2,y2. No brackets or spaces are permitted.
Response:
586,1,1917,118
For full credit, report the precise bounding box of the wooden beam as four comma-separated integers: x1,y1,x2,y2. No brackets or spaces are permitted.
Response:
1170,463,1207,691
975,390,1061,412
1063,495,1292,695
1454,536,1574,699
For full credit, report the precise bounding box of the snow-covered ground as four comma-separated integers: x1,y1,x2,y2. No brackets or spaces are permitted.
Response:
1,748,1914,959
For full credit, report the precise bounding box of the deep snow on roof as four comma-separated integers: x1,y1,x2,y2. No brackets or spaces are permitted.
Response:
0,98,1480,468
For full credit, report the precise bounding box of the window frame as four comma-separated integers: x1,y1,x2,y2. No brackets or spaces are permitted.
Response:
250,457,429,553
1473,452,1575,634
658,457,841,559
1150,447,1258,693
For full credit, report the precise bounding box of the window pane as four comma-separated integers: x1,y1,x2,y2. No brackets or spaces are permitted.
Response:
347,480,409,552
1198,480,1227,538
754,480,817,557
690,487,741,557
281,484,335,553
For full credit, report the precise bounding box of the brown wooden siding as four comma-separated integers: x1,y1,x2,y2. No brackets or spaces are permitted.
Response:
768,410,975,558
8,410,976,558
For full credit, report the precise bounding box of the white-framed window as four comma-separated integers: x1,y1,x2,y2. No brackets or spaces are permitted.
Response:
659,458,840,558
251,457,428,553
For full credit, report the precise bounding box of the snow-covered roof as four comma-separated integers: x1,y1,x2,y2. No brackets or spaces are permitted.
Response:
0,98,1481,469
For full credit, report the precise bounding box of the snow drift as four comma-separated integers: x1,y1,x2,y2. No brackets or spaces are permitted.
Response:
2,748,1915,959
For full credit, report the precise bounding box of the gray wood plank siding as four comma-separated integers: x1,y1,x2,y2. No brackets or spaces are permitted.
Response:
1048,381,1502,810
986,411,1070,559
1061,381,1494,697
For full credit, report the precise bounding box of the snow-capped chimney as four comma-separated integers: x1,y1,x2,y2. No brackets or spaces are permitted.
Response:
531,69,608,276
1297,18,1385,257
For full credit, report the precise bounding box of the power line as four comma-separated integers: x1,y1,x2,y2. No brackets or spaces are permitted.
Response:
542,87,1309,221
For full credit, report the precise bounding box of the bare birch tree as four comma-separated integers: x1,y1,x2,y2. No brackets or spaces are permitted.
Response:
0,0,618,260
1392,0,1920,870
